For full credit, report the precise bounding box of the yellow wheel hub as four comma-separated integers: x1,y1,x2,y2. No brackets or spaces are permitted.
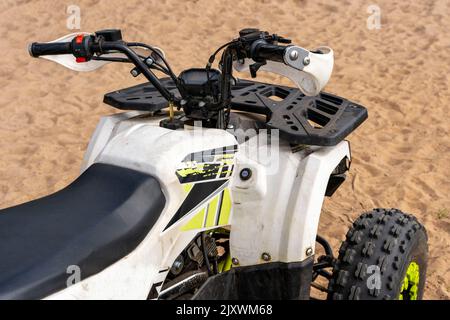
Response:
398,261,420,300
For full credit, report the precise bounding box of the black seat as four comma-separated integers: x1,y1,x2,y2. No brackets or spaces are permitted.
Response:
0,163,165,299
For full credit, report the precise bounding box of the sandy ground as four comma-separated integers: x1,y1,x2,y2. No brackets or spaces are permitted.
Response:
0,0,448,299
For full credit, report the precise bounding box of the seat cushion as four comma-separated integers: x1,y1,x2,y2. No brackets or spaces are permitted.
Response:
0,163,165,299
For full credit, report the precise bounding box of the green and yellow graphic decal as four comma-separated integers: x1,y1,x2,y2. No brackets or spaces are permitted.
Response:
181,187,232,231
176,146,237,183
164,146,237,232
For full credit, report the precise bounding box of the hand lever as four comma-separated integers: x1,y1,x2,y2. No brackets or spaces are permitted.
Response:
272,34,292,44
249,61,266,78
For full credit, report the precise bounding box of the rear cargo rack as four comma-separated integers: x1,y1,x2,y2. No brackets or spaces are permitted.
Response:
104,78,368,146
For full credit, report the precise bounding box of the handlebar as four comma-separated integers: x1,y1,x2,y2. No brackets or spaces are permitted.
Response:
28,42,72,57
99,41,173,101
27,28,310,116
28,33,174,101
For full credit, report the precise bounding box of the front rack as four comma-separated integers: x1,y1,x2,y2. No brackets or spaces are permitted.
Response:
103,78,368,146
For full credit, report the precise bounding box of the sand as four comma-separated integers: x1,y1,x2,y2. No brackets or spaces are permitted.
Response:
0,0,448,299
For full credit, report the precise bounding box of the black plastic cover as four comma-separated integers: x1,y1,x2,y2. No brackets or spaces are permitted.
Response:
178,68,221,97
95,29,123,42
103,78,368,146
192,258,314,300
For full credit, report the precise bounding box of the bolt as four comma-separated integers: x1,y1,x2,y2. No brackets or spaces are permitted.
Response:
306,247,314,256
289,49,299,61
227,124,234,129
303,56,311,66
198,101,206,107
239,168,252,181
261,252,271,261
145,57,154,66
171,260,183,273
231,257,239,265
170,255,184,275
130,69,139,77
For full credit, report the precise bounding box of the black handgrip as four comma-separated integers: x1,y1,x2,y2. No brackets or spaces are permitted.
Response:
28,42,72,57
251,42,287,63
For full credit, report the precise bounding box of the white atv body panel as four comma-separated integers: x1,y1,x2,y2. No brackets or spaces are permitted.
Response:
45,111,350,299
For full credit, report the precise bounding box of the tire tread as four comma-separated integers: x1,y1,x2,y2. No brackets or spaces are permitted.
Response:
328,208,427,300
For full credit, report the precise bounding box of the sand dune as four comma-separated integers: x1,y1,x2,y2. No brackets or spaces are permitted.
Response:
0,0,448,299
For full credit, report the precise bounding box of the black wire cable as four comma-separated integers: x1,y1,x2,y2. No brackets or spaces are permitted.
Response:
316,235,334,258
152,61,171,75
127,42,178,83
204,40,239,112
140,56,171,75
201,232,214,275
136,52,171,75
139,55,171,75
92,56,170,76
93,52,172,75
91,56,130,63
212,257,218,274
149,64,170,75
206,40,238,69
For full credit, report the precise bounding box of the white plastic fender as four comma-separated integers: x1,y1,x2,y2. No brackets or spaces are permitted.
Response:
230,138,350,265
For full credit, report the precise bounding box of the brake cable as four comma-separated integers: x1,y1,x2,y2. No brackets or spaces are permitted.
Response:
127,42,178,84
206,39,238,69
204,40,239,128
92,55,171,76
201,232,214,275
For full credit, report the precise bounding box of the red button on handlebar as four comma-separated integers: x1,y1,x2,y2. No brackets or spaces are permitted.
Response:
75,34,84,44
76,57,87,63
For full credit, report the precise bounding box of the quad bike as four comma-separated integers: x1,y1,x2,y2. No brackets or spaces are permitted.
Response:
0,28,428,300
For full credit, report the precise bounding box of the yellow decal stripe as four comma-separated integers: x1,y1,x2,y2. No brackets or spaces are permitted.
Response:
182,183,193,194
180,188,232,231
180,208,205,231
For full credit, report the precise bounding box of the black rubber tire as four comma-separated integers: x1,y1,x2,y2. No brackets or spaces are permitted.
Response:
328,208,428,300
